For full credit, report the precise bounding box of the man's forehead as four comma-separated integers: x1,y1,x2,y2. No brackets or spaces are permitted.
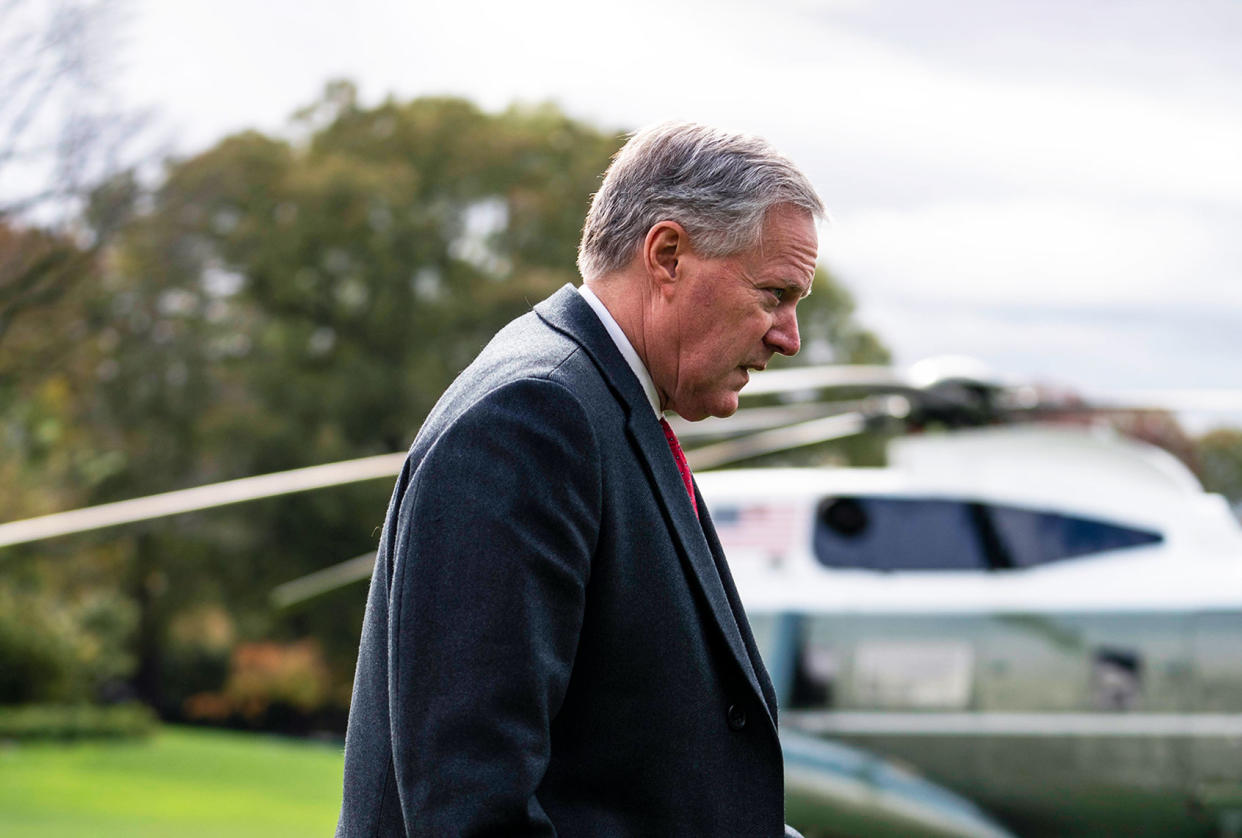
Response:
753,221,818,291
754,206,818,249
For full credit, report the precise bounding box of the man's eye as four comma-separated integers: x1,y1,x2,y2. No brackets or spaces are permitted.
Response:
768,288,786,302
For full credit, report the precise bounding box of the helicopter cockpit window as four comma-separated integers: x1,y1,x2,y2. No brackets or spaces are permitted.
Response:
813,496,1162,571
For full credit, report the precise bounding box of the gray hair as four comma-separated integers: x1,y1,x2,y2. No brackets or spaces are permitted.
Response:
577,121,825,280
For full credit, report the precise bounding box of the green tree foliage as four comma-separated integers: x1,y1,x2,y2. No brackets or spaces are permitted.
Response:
794,264,889,367
4,83,889,720
1197,427,1242,512
0,584,135,703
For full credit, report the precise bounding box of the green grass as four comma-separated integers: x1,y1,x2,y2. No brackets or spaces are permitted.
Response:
0,726,344,837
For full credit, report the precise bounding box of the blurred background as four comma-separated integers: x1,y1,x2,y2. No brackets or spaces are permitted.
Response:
1,1,1240,836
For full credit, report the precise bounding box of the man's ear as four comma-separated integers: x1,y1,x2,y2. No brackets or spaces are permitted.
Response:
642,221,688,293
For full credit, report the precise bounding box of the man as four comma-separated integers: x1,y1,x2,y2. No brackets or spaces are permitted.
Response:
338,122,824,836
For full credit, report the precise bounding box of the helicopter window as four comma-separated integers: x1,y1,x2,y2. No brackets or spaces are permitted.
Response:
813,497,1162,571
987,506,1162,568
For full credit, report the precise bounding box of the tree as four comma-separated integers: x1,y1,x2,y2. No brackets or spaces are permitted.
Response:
0,0,148,364
793,264,889,367
0,0,147,531
1197,427,1242,515
0,0,144,219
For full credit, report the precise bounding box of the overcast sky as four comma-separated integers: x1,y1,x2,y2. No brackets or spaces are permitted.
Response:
113,0,1241,423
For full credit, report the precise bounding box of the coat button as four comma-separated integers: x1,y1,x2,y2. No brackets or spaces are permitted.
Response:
727,703,747,731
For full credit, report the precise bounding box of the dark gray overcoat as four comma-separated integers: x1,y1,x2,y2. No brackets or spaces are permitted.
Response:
336,285,784,836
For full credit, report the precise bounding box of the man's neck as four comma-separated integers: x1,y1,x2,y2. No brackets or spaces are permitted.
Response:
579,279,663,416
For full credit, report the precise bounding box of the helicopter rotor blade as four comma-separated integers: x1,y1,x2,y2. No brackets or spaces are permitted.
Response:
686,411,871,470
741,362,1242,428
0,453,406,549
669,401,868,442
739,365,909,398
271,551,378,609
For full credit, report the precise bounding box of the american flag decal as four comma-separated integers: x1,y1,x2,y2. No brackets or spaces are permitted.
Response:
711,503,804,558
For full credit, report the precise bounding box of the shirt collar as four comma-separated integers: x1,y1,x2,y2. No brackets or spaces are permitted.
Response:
576,284,662,417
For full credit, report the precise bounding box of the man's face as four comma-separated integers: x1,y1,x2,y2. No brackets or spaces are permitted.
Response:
655,204,818,421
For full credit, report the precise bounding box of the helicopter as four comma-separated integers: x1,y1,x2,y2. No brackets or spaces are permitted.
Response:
3,358,1241,838
682,358,1242,838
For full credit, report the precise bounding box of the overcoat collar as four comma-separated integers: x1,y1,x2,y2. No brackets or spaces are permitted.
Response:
534,285,777,731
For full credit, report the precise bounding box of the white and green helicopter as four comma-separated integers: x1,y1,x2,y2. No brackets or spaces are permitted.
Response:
684,360,1242,838
5,359,1242,838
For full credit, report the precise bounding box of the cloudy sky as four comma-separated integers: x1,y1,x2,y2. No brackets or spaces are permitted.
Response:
114,0,1241,423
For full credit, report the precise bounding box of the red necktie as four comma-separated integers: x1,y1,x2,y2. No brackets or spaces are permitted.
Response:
659,417,698,517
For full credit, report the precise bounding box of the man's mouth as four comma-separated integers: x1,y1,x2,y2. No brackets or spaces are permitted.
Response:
738,364,765,386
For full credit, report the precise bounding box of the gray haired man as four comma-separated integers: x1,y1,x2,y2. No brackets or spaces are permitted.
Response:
337,122,823,836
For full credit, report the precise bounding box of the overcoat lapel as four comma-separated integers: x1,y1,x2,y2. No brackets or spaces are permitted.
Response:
535,286,775,734
697,493,779,726
627,412,776,731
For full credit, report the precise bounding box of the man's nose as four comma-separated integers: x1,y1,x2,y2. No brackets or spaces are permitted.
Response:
765,309,800,356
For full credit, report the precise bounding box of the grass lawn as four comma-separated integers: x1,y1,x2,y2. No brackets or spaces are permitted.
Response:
0,726,344,837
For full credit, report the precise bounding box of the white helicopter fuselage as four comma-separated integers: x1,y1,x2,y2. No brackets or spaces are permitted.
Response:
702,425,1242,838
708,425,1242,615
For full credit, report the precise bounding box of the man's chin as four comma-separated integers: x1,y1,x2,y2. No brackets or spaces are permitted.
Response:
668,389,740,422
700,396,741,421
